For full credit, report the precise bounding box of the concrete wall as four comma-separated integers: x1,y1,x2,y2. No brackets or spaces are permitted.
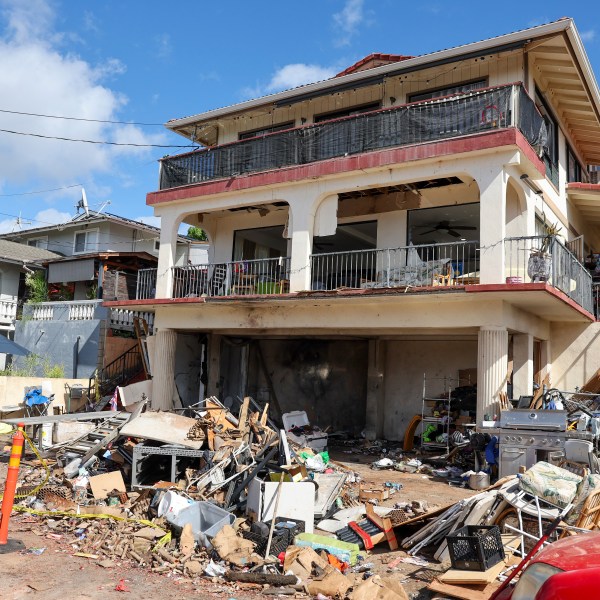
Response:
246,339,368,434
382,339,478,441
550,321,600,391
174,333,204,407
13,317,105,379
0,376,89,413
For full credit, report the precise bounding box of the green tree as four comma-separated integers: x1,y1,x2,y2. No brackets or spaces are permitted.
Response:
187,226,208,241
25,270,49,303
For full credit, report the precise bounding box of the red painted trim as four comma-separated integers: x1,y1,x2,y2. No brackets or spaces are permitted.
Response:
567,182,600,192
147,128,545,205
465,282,595,320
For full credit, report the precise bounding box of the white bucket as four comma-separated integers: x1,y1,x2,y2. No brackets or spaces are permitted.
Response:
40,422,54,449
157,491,193,519
469,472,490,490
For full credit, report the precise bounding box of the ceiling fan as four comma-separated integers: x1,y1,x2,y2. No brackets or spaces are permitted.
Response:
417,220,477,238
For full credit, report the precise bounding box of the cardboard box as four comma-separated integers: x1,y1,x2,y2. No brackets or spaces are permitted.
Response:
359,486,389,502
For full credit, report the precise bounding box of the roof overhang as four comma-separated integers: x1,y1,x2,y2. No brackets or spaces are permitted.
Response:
166,18,600,158
567,182,600,222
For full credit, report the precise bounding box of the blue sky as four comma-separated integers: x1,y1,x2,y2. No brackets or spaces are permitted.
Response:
0,0,598,234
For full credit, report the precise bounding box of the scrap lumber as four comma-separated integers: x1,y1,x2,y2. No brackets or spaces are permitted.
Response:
439,560,506,585
428,579,500,600
224,572,297,586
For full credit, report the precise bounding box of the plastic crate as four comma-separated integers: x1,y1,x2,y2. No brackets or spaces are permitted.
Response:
447,525,505,571
242,517,305,556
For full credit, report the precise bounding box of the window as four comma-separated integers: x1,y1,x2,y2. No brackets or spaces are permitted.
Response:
154,239,160,252
534,89,559,186
73,229,98,254
27,237,48,249
408,79,487,103
567,144,584,183
314,102,381,123
239,121,295,141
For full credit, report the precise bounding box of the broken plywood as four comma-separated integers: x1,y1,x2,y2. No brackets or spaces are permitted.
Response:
120,411,204,449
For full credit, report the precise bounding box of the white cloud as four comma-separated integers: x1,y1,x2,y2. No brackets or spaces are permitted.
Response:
0,0,166,190
154,33,172,59
581,30,596,42
332,0,365,47
0,207,72,233
266,64,336,92
135,215,161,228
242,63,337,99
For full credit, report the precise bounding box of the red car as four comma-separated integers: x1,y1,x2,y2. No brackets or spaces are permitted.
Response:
496,531,600,599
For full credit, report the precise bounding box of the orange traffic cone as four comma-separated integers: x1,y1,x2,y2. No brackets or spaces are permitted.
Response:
0,423,26,553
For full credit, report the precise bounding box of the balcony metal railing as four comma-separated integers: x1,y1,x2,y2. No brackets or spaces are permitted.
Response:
136,268,157,300
159,83,547,190
310,241,480,291
0,299,18,323
594,282,600,320
504,236,593,313
171,256,291,298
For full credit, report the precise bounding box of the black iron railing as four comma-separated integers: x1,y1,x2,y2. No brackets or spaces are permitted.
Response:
159,83,547,190
91,345,144,398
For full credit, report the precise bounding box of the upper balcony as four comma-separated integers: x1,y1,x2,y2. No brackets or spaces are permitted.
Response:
158,83,547,192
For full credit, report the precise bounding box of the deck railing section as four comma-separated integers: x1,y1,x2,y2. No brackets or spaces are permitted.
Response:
171,257,291,298
159,84,547,190
0,299,18,323
310,241,480,291
136,268,157,300
504,236,593,313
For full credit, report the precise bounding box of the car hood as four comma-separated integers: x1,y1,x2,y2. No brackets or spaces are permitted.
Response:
532,531,600,571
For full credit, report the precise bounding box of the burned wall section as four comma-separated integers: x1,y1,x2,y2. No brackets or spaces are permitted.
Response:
248,339,368,434
383,339,478,441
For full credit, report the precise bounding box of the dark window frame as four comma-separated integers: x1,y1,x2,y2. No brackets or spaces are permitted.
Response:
314,101,381,123
238,121,295,141
407,78,488,103
566,143,584,183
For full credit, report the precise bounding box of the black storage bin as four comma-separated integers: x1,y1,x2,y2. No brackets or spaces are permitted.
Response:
447,525,505,571
242,517,305,556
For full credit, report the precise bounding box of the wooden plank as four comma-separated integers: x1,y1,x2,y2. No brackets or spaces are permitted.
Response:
439,560,505,585
428,579,499,600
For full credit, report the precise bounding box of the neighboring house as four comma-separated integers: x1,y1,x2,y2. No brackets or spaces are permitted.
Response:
1,211,202,382
107,19,600,440
0,239,60,333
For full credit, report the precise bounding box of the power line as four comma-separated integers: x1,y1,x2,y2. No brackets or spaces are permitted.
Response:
0,127,197,148
0,107,164,126
0,184,82,197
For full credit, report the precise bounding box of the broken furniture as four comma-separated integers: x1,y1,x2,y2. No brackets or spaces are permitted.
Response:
282,410,328,452
335,503,398,551
131,444,207,488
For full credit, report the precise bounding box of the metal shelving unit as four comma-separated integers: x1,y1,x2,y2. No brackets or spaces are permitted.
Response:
420,373,452,453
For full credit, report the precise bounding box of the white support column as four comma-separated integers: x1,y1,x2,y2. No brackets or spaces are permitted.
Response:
288,194,316,293
152,329,177,411
365,339,386,440
155,212,180,298
513,333,534,399
477,167,507,284
477,326,508,423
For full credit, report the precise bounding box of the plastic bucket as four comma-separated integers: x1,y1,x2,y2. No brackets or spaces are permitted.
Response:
469,473,490,490
168,501,235,540
157,491,194,519
40,422,54,449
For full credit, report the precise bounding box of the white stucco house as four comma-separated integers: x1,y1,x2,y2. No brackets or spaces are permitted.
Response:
107,19,600,440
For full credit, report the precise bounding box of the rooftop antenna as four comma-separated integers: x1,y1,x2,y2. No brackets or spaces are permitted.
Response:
12,212,32,232
76,187,90,216
95,199,111,215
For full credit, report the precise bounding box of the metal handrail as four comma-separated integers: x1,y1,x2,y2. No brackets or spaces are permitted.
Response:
310,241,479,291
159,83,546,190
171,256,291,298
504,235,593,313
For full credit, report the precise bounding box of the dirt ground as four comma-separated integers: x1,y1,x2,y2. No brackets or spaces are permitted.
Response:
0,437,476,599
